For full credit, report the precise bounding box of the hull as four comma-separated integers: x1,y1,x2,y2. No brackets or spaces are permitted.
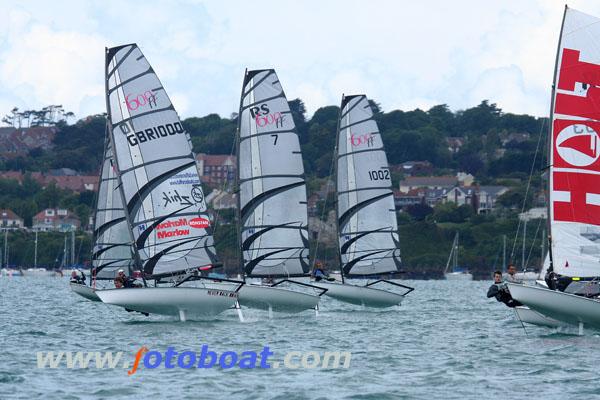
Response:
514,306,563,328
508,283,600,330
22,268,58,277
96,287,238,320
514,272,539,281
204,282,320,313
444,272,473,281
0,268,22,276
312,281,404,308
69,282,101,302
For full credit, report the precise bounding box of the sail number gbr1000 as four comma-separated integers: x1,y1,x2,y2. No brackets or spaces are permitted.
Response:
367,169,390,181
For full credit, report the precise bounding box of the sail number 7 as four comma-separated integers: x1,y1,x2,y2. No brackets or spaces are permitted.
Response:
368,170,390,181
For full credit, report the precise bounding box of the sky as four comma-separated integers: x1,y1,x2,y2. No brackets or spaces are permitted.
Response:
1,0,600,122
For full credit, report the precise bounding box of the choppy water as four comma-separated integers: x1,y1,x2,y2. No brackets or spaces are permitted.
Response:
1,277,599,399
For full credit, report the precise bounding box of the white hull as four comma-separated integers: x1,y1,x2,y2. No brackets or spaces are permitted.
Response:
444,272,473,281
22,268,59,277
204,282,320,313
514,272,539,281
312,281,404,308
0,268,22,276
508,283,600,330
514,306,564,328
96,287,238,320
69,282,101,302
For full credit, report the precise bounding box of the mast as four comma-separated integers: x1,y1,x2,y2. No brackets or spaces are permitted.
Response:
502,234,506,272
34,231,38,268
546,5,568,274
3,229,7,268
454,232,459,272
62,234,67,269
235,69,247,282
71,229,75,266
522,219,527,271
334,95,345,284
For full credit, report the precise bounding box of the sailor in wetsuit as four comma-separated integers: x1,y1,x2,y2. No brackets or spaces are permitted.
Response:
487,270,522,308
70,270,85,285
313,262,335,282
117,269,140,288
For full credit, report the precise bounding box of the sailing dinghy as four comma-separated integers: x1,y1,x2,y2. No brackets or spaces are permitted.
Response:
313,95,414,307
508,7,600,332
206,69,325,314
443,232,473,280
71,130,134,303
513,256,564,327
96,44,239,320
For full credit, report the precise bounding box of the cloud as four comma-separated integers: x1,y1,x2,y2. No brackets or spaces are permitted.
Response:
1,0,600,122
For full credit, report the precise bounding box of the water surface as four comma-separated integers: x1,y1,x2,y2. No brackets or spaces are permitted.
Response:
1,277,598,399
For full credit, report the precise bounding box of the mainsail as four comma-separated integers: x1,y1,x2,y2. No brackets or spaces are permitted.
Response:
549,7,600,278
105,44,217,277
336,95,401,276
237,69,310,277
92,131,134,280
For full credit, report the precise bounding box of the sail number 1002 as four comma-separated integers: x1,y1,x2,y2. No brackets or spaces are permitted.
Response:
368,169,390,181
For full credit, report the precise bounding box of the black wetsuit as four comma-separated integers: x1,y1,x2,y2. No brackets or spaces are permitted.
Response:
123,277,136,288
487,283,522,308
70,276,85,285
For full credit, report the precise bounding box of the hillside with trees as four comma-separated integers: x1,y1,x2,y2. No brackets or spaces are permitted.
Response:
0,100,548,278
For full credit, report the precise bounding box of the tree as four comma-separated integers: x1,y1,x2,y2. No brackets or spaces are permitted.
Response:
406,203,433,221
457,100,501,136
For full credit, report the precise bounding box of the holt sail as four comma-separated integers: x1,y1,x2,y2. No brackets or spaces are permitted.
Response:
92,131,134,280
549,8,600,278
237,69,310,277
105,44,217,277
336,95,402,276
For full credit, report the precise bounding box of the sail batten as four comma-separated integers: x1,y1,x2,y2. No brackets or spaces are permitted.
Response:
335,95,401,276
237,69,310,277
105,43,217,277
549,8,600,278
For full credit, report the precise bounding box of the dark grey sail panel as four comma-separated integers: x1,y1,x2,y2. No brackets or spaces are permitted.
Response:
336,95,401,276
105,44,217,277
238,69,310,277
92,136,134,280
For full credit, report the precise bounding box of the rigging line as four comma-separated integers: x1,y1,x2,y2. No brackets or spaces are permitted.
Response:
510,117,546,261
524,217,543,270
211,124,237,238
310,150,337,269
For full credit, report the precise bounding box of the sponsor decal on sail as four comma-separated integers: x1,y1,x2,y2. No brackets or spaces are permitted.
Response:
555,122,600,167
552,48,600,226
349,133,374,147
124,90,158,111
162,189,194,208
189,217,210,229
119,121,185,147
249,103,285,128
155,218,191,239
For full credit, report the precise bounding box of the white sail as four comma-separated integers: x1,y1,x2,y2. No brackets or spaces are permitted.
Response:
539,254,550,279
549,8,600,277
336,95,401,276
92,132,134,280
238,69,310,277
105,44,217,277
